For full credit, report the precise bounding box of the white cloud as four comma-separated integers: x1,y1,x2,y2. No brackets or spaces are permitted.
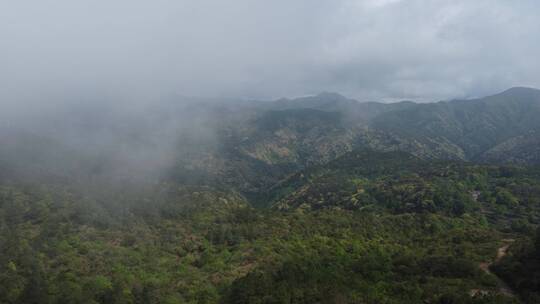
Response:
0,0,539,103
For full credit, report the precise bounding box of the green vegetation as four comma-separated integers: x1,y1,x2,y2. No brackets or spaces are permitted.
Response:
492,229,540,303
1,150,538,303
2,88,540,303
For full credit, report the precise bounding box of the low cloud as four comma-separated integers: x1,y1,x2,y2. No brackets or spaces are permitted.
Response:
1,0,539,104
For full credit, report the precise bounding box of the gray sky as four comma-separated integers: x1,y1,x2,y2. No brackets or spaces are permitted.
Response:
1,0,540,103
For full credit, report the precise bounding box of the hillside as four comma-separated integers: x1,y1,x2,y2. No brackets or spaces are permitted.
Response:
3,149,540,303
370,87,540,162
3,87,540,195
2,88,540,303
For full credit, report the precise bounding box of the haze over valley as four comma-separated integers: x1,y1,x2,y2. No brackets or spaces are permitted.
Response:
1,1,540,303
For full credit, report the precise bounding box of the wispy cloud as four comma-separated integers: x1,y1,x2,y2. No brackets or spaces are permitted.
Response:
0,0,539,103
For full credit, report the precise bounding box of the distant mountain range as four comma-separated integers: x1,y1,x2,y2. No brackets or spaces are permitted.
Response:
254,86,540,164
169,87,540,197
2,87,540,198
2,87,540,303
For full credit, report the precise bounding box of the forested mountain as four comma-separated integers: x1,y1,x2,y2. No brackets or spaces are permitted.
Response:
3,87,540,193
371,87,540,162
2,88,540,303
171,87,540,196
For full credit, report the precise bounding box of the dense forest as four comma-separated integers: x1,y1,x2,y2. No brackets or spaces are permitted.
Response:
3,0,540,302
2,88,540,303
1,149,540,303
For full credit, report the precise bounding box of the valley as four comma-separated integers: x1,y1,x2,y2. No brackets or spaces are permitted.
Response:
1,88,540,303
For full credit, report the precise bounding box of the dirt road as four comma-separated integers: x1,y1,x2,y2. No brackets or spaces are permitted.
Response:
479,239,516,297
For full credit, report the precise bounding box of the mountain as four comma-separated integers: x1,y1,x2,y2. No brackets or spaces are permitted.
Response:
482,133,540,164
3,88,540,303
202,87,540,195
3,87,540,198
370,87,540,162
250,87,540,166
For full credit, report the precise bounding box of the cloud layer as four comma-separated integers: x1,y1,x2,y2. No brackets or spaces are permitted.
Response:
1,0,539,103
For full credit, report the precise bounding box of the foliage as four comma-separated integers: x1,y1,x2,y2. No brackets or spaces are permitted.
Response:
1,149,539,303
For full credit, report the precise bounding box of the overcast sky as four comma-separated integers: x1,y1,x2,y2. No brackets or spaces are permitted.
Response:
1,0,539,103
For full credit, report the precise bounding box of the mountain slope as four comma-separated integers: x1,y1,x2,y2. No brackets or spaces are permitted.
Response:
2,87,540,201
370,87,540,161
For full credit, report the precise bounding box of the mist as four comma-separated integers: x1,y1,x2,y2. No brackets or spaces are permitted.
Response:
2,0,540,185
2,0,540,106
3,2,540,302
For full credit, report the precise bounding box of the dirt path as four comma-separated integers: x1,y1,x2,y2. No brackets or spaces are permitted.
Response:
478,239,516,297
